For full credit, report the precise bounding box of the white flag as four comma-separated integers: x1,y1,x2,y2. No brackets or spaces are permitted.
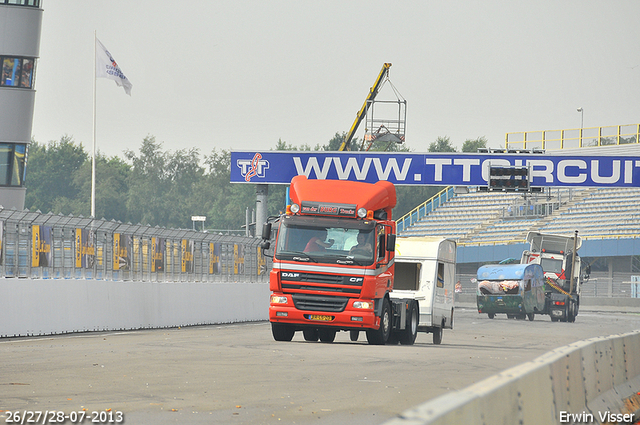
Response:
95,38,133,95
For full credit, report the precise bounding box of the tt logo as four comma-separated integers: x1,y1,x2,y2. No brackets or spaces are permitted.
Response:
237,153,270,182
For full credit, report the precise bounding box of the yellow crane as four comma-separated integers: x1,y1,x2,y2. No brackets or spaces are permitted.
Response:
339,63,392,151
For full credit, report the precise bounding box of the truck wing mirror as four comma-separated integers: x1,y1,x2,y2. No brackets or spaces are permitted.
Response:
386,234,396,252
261,222,272,240
260,240,271,250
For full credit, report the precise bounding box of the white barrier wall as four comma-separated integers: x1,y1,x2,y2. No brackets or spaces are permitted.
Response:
0,278,270,337
384,331,640,425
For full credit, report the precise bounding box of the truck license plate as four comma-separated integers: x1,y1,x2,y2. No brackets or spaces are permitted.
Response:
551,310,563,316
308,314,333,321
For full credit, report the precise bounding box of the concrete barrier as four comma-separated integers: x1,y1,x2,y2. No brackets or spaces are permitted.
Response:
384,331,640,425
0,278,270,337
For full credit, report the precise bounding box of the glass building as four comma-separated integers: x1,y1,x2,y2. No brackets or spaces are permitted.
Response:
0,0,42,209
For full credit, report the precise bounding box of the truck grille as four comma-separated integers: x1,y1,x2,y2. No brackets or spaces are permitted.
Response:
280,271,363,296
292,294,349,312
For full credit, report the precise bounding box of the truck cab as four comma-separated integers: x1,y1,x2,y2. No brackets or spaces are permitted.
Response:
521,231,586,322
264,175,399,345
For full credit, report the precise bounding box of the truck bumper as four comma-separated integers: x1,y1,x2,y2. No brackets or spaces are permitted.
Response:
269,294,379,330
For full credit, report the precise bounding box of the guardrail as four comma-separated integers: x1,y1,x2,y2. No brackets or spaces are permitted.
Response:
385,331,640,425
396,186,455,233
506,123,640,151
458,232,640,247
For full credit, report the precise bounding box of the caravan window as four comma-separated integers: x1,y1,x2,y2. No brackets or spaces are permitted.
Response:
437,262,444,288
395,262,421,291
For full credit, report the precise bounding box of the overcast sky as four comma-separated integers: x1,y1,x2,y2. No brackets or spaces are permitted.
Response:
31,0,640,159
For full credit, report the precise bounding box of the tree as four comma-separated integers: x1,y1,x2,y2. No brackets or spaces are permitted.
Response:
68,153,131,220
462,136,488,153
25,136,88,213
428,136,457,153
124,136,168,225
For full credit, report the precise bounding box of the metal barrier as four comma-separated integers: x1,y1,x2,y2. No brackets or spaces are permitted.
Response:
396,186,455,233
0,208,269,283
506,123,640,151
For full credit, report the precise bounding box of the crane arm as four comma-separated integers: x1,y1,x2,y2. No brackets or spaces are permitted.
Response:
339,63,392,151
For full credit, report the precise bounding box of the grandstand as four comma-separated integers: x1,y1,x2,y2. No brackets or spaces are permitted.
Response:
399,186,640,243
398,126,640,298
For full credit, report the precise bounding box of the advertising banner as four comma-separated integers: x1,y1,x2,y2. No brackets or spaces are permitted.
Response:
231,151,640,188
234,244,245,275
257,246,266,276
209,242,221,274
151,237,165,272
75,229,95,269
32,225,52,267
113,234,132,271
181,239,194,273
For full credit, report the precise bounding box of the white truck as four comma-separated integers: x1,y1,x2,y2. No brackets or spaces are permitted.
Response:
521,231,588,322
390,236,457,344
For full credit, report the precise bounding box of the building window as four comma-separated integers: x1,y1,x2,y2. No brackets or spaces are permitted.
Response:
1,57,36,89
0,143,28,187
3,0,40,7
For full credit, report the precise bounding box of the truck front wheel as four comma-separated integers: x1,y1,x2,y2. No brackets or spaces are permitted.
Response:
318,329,336,343
303,328,319,342
366,298,391,345
271,323,295,341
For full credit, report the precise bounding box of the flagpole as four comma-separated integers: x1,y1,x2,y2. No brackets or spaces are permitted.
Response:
91,30,96,218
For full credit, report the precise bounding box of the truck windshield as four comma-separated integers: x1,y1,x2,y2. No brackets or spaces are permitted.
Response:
540,258,563,274
275,216,375,265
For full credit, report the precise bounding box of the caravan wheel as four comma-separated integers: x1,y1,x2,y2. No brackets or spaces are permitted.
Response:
432,320,444,345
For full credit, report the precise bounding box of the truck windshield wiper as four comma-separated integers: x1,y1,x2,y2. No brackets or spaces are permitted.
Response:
287,251,318,263
337,255,365,266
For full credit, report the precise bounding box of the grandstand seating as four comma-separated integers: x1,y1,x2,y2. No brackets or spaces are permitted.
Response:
398,186,640,244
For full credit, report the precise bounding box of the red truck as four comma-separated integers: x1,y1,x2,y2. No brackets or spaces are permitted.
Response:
260,175,438,345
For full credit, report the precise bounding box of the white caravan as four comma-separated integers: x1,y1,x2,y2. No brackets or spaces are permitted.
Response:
391,237,457,344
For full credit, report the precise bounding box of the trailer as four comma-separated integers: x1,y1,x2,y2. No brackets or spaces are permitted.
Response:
391,236,456,344
476,231,588,322
476,263,546,321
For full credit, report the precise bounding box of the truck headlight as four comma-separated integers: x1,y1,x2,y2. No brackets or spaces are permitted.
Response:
353,301,373,309
271,295,288,304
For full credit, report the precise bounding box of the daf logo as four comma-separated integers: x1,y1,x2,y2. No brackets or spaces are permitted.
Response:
350,277,364,283
282,272,300,278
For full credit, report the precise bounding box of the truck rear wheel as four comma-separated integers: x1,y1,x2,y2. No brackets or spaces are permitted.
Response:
567,302,576,323
527,313,535,321
271,323,295,341
399,302,419,345
366,298,391,345
349,330,359,341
